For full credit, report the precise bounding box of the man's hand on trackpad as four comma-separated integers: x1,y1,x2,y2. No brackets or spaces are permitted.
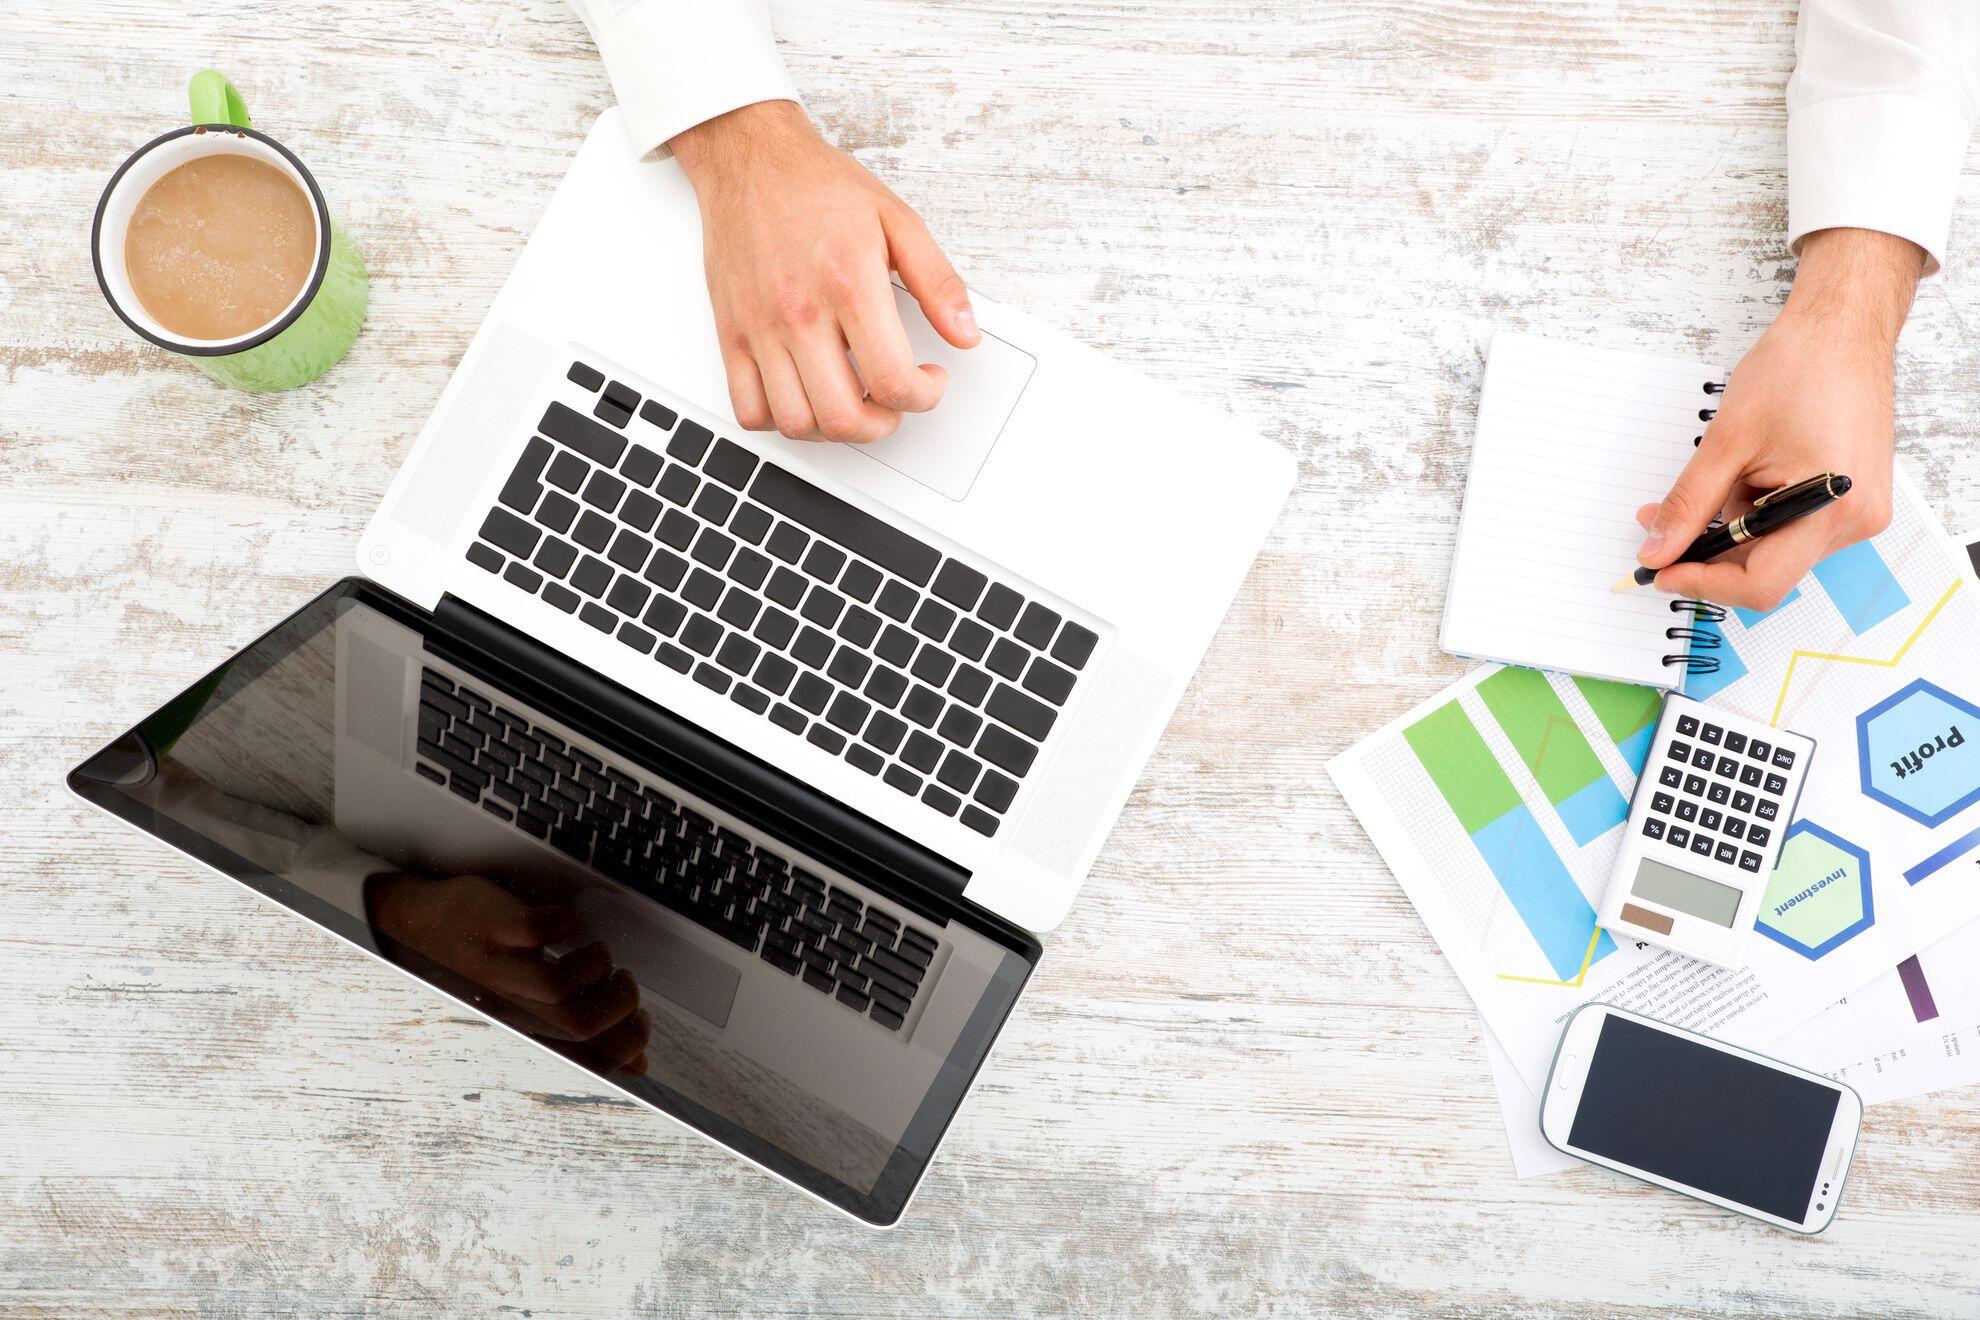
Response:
669,99,980,444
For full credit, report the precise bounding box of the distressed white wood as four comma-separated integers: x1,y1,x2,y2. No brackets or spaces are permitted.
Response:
5,0,1980,1313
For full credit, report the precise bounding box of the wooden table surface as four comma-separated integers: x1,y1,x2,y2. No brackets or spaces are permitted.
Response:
6,1,1979,1314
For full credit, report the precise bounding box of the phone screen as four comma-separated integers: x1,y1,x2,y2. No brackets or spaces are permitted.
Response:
1570,1014,1841,1221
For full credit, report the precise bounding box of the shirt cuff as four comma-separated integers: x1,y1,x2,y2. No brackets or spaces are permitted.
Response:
589,2,801,160
1788,92,1971,277
292,828,394,957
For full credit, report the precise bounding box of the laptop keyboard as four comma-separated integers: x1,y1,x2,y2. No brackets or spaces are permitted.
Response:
461,357,1100,841
415,666,939,1032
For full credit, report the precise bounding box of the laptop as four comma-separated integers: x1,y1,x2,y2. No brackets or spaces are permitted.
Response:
69,109,1294,1225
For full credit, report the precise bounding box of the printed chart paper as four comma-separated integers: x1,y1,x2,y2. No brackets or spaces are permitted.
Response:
1331,471,1980,1100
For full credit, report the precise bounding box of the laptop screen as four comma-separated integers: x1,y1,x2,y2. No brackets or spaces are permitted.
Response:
70,580,1037,1225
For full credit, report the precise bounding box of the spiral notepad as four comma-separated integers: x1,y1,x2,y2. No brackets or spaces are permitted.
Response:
1440,333,1731,689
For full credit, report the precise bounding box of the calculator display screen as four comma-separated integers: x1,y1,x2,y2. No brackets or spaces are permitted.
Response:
1630,857,1742,927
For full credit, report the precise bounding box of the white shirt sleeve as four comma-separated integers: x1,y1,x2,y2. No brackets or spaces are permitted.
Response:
1787,0,1980,275
565,0,801,160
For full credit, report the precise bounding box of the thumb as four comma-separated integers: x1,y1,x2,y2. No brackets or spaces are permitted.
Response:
1640,433,1748,569
882,204,980,350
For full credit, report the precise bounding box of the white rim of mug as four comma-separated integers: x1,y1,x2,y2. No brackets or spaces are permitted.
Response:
91,123,334,358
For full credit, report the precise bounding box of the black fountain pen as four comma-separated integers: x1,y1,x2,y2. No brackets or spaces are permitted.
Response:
1613,472,1853,592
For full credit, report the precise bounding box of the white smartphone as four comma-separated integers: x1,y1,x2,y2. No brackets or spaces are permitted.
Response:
1540,1003,1863,1233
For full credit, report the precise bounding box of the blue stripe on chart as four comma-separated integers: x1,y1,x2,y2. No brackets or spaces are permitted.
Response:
1684,611,1750,702
1555,775,1630,847
1733,587,1800,629
1472,805,1618,980
1812,540,1911,634
1616,724,1655,775
1904,824,1980,885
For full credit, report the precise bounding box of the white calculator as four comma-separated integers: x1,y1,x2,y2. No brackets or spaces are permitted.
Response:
1597,693,1816,967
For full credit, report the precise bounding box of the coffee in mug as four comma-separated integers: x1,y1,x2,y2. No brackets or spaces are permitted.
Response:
124,154,317,342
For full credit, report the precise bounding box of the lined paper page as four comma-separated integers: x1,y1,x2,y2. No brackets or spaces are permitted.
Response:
1440,333,1729,688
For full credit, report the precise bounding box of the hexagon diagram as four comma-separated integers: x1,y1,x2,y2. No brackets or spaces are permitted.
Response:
1857,679,1980,827
1755,821,1874,961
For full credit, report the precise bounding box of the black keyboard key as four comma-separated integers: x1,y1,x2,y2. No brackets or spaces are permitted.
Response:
466,542,505,574
837,606,881,649
1700,808,1722,832
1642,817,1665,840
751,462,941,586
1051,622,1098,669
903,731,943,773
1732,791,1754,813
1739,850,1763,873
567,361,604,391
1014,602,1060,648
1723,818,1745,840
917,783,959,817
541,401,628,466
639,398,677,431
503,563,543,593
911,646,955,686
1740,764,1764,787
938,705,982,746
642,547,688,591
1666,826,1689,849
847,744,886,777
986,683,1056,741
827,691,871,734
535,490,579,534
1748,739,1772,762
657,464,699,507
1723,731,1747,755
1651,792,1675,814
693,485,737,525
573,510,615,552
987,638,1028,679
668,419,714,464
768,566,808,609
1699,723,1723,746
1772,747,1797,769
693,663,732,694
827,646,871,688
947,664,992,707
977,583,1022,629
717,587,761,631
542,582,580,613
1765,773,1787,795
621,443,664,488
1715,840,1739,865
1668,740,1692,762
865,666,909,708
1747,824,1771,847
883,764,923,796
977,725,1038,777
570,555,613,597
1022,656,1076,705
874,625,916,668
581,469,626,513
948,619,992,662
1692,748,1714,769
499,437,553,513
1657,766,1682,788
546,451,588,494
902,684,944,727
479,507,540,558
875,581,917,623
912,598,955,642
792,627,834,669
863,711,908,754
706,438,759,489
807,725,847,754
802,542,847,582
726,546,772,590
930,559,986,609
1683,774,1706,797
718,633,761,676
579,602,616,634
802,585,847,628
793,673,833,715
618,490,663,533
768,702,807,735
617,622,656,655
731,503,773,545
1707,781,1730,805
1675,713,1699,736
754,607,798,649
606,574,651,617
870,1002,905,1031
1675,800,1697,822
1689,833,1714,857
692,527,736,571
840,561,882,604
1715,756,1740,779
974,770,1018,812
754,653,798,696
684,568,724,610
937,749,980,793
681,612,722,656
766,522,808,564
657,642,693,672
607,528,652,572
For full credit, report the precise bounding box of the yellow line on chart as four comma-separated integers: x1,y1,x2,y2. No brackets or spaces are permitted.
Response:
1767,579,1963,727
1495,927,1605,987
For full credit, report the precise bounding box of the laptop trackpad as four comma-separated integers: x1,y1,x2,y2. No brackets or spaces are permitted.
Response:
851,284,1036,502
577,889,741,1029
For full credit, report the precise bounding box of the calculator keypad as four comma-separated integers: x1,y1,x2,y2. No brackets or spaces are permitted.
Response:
1634,709,1806,882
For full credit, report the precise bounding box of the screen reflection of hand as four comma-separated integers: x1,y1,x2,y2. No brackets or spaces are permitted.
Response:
366,873,650,1077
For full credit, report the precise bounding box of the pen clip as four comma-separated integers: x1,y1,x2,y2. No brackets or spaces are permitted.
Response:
1752,473,1837,509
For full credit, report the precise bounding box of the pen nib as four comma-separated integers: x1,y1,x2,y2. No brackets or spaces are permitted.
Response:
1610,573,1643,594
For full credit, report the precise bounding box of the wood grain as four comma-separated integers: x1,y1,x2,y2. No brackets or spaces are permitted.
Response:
4,0,1979,1314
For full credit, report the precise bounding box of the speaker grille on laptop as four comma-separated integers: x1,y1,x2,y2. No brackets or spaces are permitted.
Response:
461,357,1104,840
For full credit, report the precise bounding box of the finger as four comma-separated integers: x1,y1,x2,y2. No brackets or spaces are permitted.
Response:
533,968,642,1040
789,327,902,444
487,902,584,950
1640,430,1752,569
583,1007,653,1070
882,205,979,350
1655,516,1831,611
840,272,945,414
537,941,620,1001
755,343,818,441
617,1052,649,1078
720,332,773,432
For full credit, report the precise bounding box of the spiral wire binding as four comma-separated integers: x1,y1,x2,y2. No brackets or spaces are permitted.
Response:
1663,598,1726,674
1695,377,1725,445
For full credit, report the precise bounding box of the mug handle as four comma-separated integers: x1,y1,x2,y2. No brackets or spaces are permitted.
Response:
188,70,252,128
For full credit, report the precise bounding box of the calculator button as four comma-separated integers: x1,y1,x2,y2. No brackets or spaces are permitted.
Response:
1765,773,1788,795
1669,740,1693,762
1675,800,1698,823
1707,782,1730,805
1683,774,1707,797
1652,792,1675,814
1724,818,1746,840
1700,808,1722,832
1724,732,1747,754
1732,791,1755,812
1716,756,1740,779
1700,724,1723,746
1773,747,1797,769
1715,840,1739,864
1739,850,1763,872
1693,748,1716,769
1749,739,1772,762
1643,818,1666,841
1740,764,1764,787
1676,714,1699,736
1691,834,1715,857
1660,766,1684,788
1747,824,1771,848
1755,800,1779,822
1667,826,1691,849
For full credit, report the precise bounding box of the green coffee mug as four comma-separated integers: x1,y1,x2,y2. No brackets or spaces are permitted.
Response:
92,71,367,392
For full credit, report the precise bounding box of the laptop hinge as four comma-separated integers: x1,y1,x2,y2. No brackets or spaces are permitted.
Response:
429,594,971,920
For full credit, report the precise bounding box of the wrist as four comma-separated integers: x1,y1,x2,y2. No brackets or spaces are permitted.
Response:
1784,228,1925,350
669,99,814,188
